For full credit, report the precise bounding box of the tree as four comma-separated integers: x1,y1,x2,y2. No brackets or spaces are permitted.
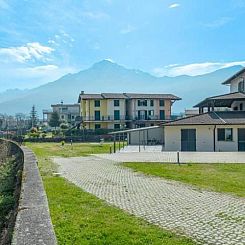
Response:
30,105,38,128
49,112,60,129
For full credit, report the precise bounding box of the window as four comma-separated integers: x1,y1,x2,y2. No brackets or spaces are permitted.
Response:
159,99,165,107
218,128,233,141
94,111,100,120
61,115,65,119
148,110,154,118
114,124,120,129
150,100,154,106
238,79,244,92
95,124,101,129
94,100,100,107
160,110,165,120
240,103,243,111
137,100,147,106
114,110,120,120
114,100,120,107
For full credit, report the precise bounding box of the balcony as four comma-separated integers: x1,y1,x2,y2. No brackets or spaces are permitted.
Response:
82,115,175,122
82,115,128,121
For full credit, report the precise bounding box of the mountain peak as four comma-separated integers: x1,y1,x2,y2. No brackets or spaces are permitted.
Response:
92,59,118,69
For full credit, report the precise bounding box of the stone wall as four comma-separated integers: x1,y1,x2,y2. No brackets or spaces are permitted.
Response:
0,139,23,245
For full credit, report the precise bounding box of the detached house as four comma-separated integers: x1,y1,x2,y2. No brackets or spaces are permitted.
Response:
164,68,245,152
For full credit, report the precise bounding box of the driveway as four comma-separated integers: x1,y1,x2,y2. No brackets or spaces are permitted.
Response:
96,152,245,163
54,156,245,245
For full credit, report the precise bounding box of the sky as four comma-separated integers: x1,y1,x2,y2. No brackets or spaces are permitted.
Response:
0,0,245,92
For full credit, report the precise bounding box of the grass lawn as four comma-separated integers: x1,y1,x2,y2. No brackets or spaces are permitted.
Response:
28,142,194,245
123,162,245,197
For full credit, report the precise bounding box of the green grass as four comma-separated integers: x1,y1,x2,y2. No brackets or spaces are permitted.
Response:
123,162,245,197
28,142,195,245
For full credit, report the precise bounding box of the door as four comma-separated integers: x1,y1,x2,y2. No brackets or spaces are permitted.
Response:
238,128,245,151
181,129,196,151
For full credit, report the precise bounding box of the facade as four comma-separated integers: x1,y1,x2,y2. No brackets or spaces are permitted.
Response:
164,67,245,152
43,103,80,126
78,92,181,130
164,111,245,152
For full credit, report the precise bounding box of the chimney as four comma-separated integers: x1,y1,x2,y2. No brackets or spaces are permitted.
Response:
81,91,84,95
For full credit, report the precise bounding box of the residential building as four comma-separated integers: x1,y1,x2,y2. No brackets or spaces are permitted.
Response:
78,92,181,130
164,67,245,152
43,102,80,126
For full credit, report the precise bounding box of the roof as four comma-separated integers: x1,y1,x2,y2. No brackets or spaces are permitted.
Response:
78,92,181,102
109,126,160,134
124,93,181,100
222,67,245,85
101,93,128,99
194,92,245,108
51,103,80,107
163,111,245,126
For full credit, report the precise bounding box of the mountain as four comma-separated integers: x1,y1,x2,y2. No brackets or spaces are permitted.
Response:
0,60,243,115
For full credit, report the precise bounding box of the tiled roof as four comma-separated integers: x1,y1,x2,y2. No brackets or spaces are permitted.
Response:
163,111,245,126
222,67,245,85
78,92,181,102
124,93,181,100
194,92,245,108
101,93,128,99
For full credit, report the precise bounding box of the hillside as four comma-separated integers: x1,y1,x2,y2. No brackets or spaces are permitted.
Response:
0,60,242,115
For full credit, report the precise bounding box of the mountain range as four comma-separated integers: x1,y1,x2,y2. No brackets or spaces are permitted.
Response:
0,60,243,116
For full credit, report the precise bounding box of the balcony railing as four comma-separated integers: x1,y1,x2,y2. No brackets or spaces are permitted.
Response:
82,115,174,121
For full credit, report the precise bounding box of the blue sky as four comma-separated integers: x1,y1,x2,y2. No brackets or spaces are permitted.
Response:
0,0,245,91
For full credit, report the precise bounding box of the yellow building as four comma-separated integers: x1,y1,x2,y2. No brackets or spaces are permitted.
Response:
78,92,181,130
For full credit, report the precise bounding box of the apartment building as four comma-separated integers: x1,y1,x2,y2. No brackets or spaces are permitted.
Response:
43,102,80,126
78,92,181,130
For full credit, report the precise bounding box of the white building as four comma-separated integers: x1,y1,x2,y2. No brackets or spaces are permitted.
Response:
164,67,245,152
43,103,80,126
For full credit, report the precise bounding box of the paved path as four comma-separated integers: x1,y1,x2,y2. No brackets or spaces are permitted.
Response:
97,152,245,163
54,156,245,245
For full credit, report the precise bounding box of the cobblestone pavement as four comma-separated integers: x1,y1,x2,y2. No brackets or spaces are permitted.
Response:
97,151,245,163
54,156,245,245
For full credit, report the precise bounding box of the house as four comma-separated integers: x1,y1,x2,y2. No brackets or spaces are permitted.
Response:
164,67,245,152
78,91,181,130
43,102,80,126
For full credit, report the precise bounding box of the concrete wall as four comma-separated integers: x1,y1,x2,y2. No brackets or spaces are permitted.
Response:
128,127,164,145
165,125,245,152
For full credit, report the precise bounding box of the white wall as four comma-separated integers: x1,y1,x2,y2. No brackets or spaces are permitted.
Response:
165,125,245,152
164,125,213,152
230,72,245,93
107,99,126,118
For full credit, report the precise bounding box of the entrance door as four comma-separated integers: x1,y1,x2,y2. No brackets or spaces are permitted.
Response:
181,129,196,151
238,128,245,151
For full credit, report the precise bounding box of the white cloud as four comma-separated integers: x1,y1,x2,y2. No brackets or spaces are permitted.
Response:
169,3,180,9
104,58,115,63
153,61,245,77
82,11,109,20
120,25,136,34
0,0,9,10
204,17,232,29
0,42,54,63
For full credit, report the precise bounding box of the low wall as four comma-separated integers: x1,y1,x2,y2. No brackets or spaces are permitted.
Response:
11,147,57,245
0,139,23,245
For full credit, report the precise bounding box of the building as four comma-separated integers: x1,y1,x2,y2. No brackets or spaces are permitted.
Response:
43,102,80,126
164,67,245,152
78,92,181,130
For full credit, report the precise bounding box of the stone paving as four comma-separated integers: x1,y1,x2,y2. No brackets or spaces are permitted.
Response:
54,156,245,245
97,151,245,163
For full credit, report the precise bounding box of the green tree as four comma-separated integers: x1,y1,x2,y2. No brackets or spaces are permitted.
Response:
49,112,60,129
30,105,38,128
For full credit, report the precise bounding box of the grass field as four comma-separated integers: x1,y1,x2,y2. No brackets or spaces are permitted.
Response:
123,162,245,197
28,142,194,245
